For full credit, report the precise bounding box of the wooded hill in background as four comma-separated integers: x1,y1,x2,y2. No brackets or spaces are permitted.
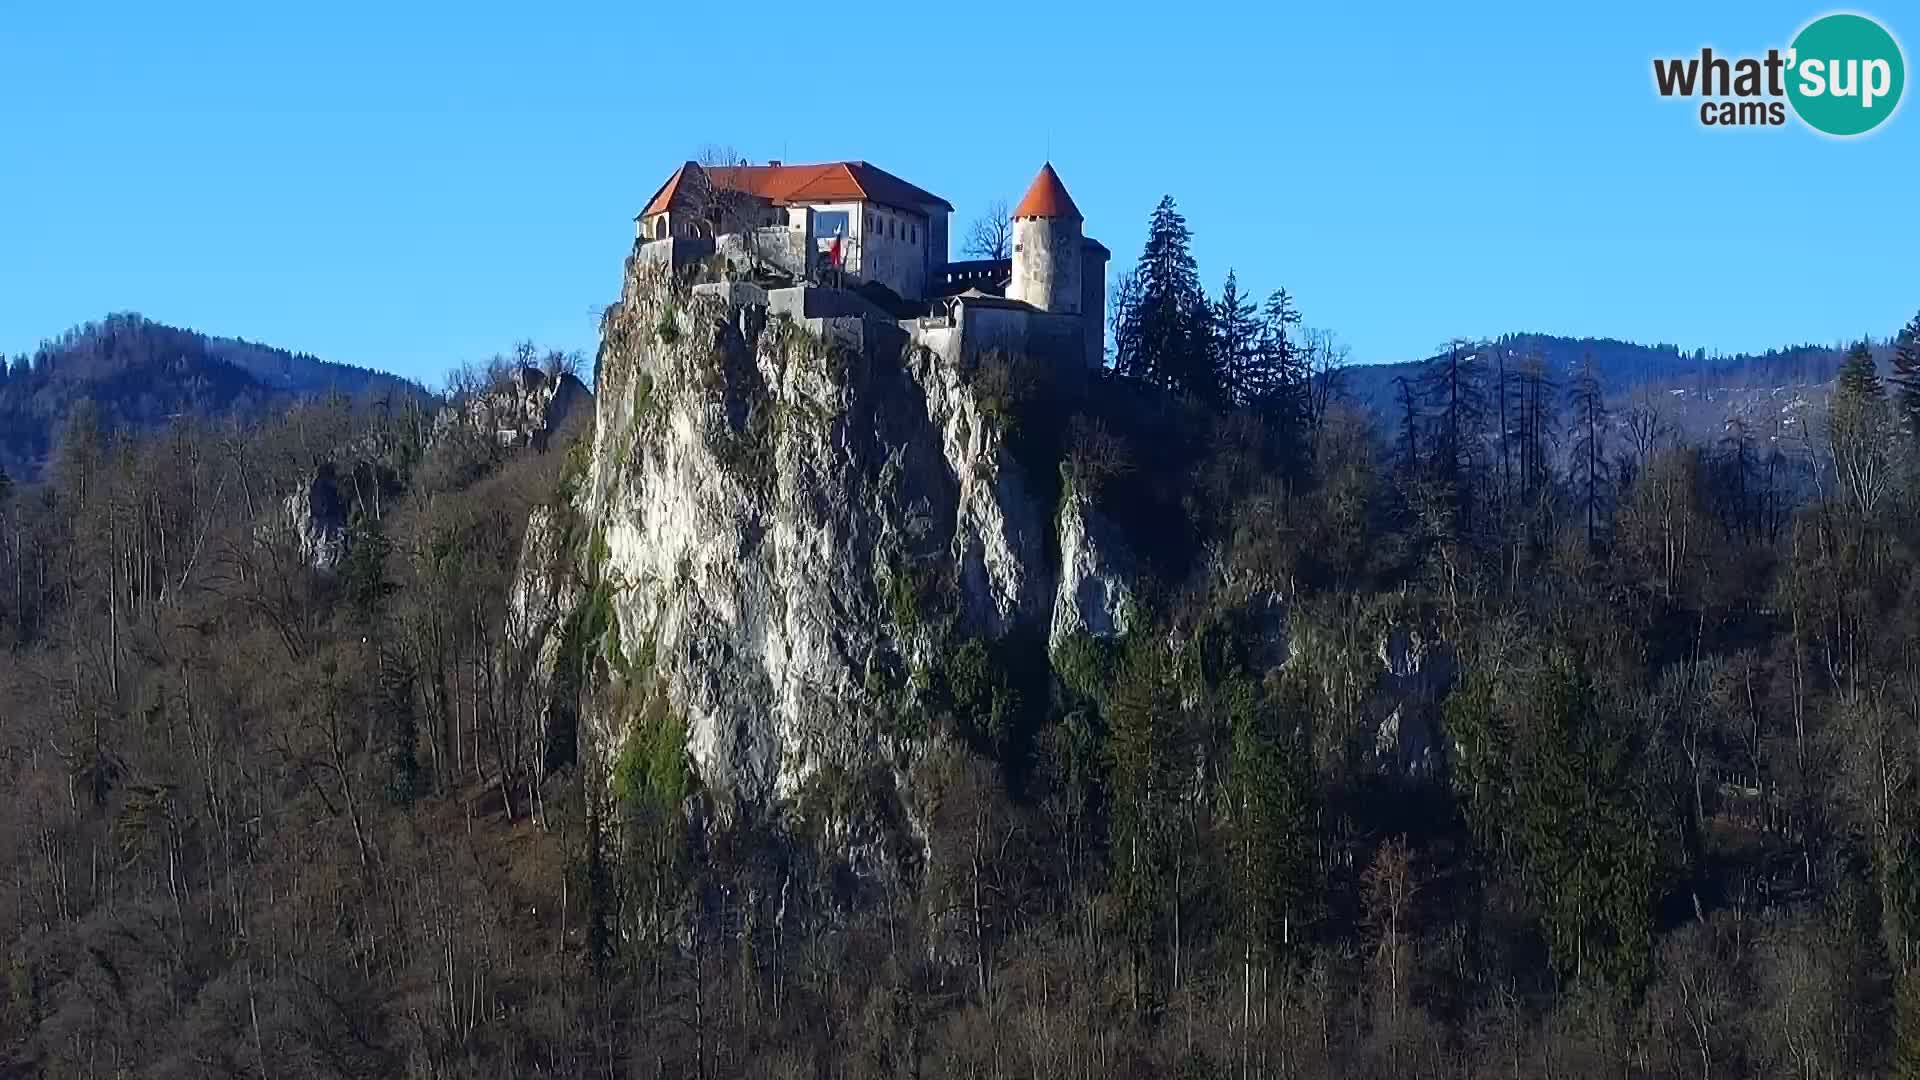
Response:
1341,333,1883,451
0,313,425,481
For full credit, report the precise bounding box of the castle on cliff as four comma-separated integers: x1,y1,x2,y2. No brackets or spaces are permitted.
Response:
636,161,1109,369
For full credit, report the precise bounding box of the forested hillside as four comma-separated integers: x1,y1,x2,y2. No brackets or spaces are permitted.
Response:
3,201,1920,1080
1342,335,1851,409
1340,334,1872,453
0,314,422,481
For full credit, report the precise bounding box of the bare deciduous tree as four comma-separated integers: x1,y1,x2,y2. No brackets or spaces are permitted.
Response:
1363,836,1419,1069
963,199,1012,260
1301,327,1350,439
678,145,762,241
1107,268,1141,370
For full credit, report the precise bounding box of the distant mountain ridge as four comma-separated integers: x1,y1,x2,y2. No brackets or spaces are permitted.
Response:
0,313,424,480
1342,334,1853,407
1338,332,1878,447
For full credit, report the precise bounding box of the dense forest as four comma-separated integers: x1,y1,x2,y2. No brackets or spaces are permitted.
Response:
0,314,422,481
4,198,1920,1080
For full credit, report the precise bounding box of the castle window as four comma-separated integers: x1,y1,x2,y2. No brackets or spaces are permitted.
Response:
812,210,850,242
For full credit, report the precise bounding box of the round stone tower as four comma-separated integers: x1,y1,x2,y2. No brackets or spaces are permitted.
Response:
1007,163,1083,315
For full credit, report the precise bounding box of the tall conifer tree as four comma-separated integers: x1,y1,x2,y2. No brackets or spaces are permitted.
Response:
1889,312,1920,434
1116,196,1212,399
1252,289,1309,467
1567,354,1610,548
1210,271,1261,407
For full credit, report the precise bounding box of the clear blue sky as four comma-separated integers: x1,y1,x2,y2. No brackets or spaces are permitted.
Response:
3,0,1914,383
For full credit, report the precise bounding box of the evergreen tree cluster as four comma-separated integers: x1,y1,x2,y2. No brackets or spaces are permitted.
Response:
1111,197,1313,461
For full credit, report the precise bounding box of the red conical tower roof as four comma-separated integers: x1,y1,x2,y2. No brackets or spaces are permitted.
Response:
1011,162,1082,221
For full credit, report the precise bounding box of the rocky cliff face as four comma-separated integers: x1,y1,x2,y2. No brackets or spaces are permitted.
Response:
509,251,1466,831
1049,491,1136,650
283,465,351,572
281,460,401,572
438,364,593,451
1370,625,1453,778
536,257,1125,818
280,368,591,573
508,504,587,765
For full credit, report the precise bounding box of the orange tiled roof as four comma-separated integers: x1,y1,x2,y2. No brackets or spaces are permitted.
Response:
638,164,696,220
640,160,952,218
1011,162,1082,221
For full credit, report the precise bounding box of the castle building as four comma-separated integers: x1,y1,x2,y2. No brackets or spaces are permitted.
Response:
638,160,953,302
637,159,1108,368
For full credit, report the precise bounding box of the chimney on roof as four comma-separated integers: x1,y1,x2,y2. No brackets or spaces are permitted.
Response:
768,159,781,166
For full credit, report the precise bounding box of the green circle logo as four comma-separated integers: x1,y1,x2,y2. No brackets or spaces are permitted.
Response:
1787,13,1906,136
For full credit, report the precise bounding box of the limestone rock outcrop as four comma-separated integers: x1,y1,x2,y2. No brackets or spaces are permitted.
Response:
280,460,401,572
1369,625,1453,778
437,365,593,451
524,254,1123,819
1049,491,1135,649
283,465,350,572
506,505,587,764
